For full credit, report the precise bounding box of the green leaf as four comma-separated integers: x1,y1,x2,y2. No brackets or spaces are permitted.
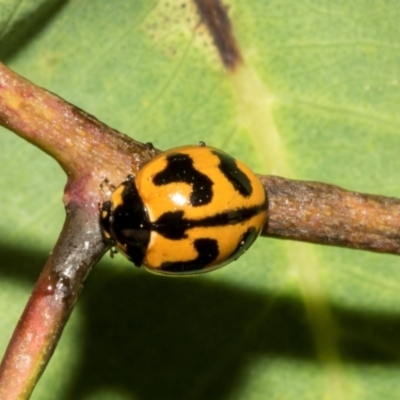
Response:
1,1,400,399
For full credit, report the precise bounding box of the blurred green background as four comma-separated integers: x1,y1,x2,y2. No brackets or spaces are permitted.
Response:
1,1,400,399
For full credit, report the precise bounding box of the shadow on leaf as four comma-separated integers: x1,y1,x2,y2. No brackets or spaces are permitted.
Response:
0,0,68,61
0,245,399,400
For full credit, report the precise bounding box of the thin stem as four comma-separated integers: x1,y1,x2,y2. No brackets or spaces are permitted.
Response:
0,61,157,400
0,59,400,400
0,204,106,400
0,61,157,182
261,176,400,254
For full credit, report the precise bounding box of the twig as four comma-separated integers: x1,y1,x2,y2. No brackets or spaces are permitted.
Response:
0,61,399,399
0,205,104,400
261,176,400,254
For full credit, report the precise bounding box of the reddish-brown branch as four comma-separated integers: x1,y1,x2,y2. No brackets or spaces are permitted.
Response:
0,62,158,184
0,60,400,399
0,62,160,399
261,176,400,254
0,203,105,400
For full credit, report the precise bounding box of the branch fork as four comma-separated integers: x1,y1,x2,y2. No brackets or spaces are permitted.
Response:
0,61,398,399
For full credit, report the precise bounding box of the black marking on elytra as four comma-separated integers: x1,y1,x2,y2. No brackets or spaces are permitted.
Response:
153,211,188,239
111,179,150,267
153,153,213,206
212,150,252,197
228,227,258,262
160,238,219,273
152,204,265,240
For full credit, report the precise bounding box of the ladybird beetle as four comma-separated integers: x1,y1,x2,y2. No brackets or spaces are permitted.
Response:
101,145,267,275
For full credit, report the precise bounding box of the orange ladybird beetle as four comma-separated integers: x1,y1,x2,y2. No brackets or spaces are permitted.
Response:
100,144,267,275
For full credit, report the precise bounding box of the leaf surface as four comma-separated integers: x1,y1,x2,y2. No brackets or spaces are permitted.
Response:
1,1,400,399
